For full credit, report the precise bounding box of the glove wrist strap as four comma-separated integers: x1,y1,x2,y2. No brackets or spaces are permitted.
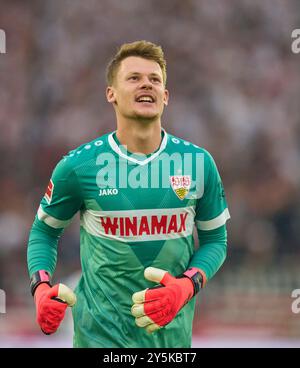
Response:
181,267,204,296
30,270,52,296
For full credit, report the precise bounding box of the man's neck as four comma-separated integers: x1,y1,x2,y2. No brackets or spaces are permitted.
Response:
115,120,163,155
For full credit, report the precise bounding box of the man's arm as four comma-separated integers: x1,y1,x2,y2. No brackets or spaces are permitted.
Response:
27,155,83,334
188,224,227,286
27,216,63,278
190,149,230,285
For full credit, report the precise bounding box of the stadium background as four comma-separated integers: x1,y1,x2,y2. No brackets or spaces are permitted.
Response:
0,0,300,347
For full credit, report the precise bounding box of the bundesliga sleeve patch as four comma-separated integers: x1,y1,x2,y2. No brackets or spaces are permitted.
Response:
44,179,54,204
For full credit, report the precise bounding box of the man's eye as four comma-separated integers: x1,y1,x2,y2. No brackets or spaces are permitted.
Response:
152,78,161,83
129,76,138,80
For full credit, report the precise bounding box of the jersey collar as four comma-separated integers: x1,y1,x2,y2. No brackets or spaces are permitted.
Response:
108,129,168,166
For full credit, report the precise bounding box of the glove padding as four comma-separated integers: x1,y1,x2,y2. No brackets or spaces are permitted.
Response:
131,267,195,333
34,283,76,335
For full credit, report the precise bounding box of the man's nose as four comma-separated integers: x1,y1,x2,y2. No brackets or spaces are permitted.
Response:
139,77,153,89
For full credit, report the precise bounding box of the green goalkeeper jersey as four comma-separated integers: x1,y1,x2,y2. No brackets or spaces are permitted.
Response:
28,129,230,348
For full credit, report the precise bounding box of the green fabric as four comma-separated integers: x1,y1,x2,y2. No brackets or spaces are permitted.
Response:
27,130,230,348
27,216,62,276
195,152,228,223
189,225,227,280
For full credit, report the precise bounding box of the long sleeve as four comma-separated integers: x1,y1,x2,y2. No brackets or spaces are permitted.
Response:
190,149,230,284
189,224,227,282
27,216,63,276
27,155,83,278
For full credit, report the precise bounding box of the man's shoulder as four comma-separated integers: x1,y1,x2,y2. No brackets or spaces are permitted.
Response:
52,132,113,175
166,132,211,157
62,132,113,162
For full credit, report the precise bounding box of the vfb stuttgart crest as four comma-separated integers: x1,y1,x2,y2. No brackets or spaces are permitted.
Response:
170,175,191,200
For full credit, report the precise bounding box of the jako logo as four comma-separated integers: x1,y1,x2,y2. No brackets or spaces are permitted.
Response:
99,188,119,196
0,29,6,54
291,29,300,54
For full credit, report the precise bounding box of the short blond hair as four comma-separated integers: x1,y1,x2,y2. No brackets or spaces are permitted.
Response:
106,40,167,86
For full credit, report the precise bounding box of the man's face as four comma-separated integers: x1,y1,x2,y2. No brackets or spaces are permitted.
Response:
106,56,169,121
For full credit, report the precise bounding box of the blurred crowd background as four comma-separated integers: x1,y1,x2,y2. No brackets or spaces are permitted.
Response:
0,0,300,347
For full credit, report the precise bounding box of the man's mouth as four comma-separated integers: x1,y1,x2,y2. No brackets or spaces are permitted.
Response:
135,95,155,103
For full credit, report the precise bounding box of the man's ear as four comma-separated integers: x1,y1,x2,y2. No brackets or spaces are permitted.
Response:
106,86,116,103
163,88,169,106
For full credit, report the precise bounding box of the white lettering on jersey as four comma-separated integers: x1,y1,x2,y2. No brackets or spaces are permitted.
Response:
99,188,119,196
81,207,195,242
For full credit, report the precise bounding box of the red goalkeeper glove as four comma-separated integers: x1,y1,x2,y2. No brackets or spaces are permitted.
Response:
131,267,205,333
31,270,77,335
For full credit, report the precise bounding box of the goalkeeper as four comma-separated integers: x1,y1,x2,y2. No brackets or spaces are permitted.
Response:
27,40,230,347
